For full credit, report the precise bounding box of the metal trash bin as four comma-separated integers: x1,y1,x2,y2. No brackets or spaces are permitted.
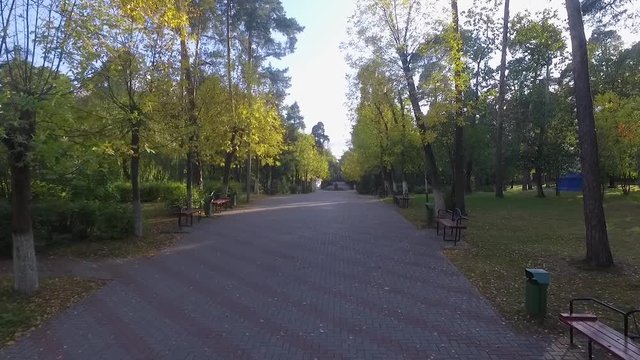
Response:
525,268,550,316
203,194,213,216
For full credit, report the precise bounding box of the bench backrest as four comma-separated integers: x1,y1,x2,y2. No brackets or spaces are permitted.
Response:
570,298,640,338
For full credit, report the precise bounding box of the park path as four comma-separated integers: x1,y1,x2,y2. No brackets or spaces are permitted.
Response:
1,188,578,359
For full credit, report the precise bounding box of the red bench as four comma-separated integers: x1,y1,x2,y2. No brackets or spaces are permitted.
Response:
559,298,640,359
211,197,232,213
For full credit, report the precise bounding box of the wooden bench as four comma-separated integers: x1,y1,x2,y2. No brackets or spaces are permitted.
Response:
211,197,231,213
435,208,468,245
393,194,410,208
559,298,640,359
172,207,196,229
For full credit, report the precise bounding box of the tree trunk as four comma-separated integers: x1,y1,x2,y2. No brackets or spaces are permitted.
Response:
465,160,473,194
246,154,251,202
556,170,561,196
391,167,398,193
402,173,408,195
131,125,143,238
179,25,198,209
451,0,466,214
565,0,613,268
122,157,130,181
399,55,445,212
223,0,236,198
222,149,235,195
454,125,466,212
495,0,510,198
10,152,39,295
193,154,203,189
522,170,530,191
186,151,193,209
254,158,260,194
535,168,545,198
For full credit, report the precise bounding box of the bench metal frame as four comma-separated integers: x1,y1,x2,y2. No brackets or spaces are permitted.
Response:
435,208,468,245
393,194,410,208
175,209,194,229
565,298,640,359
211,198,231,213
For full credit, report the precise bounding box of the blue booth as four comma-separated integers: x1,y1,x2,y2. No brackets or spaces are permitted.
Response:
558,173,583,192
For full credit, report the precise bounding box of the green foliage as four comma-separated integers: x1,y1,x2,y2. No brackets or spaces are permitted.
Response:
595,92,640,184
292,133,330,183
356,173,380,195
31,181,69,201
0,201,132,256
111,181,206,207
413,185,426,195
347,58,424,191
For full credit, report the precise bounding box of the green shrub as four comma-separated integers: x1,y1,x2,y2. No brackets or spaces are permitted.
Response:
269,179,290,195
203,181,223,196
159,185,183,208
113,182,132,202
113,181,189,205
357,173,379,195
413,186,426,194
0,201,132,257
32,181,69,201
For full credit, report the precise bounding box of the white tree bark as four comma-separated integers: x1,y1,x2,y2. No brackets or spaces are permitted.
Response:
13,231,39,294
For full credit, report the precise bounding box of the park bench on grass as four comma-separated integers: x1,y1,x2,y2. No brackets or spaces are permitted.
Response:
559,298,640,360
435,208,468,245
393,193,410,208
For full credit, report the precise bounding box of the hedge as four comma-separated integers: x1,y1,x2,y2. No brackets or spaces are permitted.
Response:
0,201,132,257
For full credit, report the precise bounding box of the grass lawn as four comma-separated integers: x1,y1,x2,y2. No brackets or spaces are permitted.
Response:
0,277,105,346
394,188,640,335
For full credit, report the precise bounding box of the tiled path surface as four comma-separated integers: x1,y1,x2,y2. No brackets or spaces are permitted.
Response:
1,190,585,359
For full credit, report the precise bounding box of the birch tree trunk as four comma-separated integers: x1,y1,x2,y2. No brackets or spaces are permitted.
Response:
9,117,39,294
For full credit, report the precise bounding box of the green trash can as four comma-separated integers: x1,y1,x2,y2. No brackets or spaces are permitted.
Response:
525,268,550,316
203,194,213,216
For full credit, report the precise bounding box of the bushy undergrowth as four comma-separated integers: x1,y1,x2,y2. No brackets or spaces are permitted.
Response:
0,201,132,257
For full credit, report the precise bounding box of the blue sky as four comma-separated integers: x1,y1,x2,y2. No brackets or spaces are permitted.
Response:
273,0,638,158
272,0,356,158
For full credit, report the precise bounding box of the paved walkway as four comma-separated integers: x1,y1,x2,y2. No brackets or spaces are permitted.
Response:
1,190,581,359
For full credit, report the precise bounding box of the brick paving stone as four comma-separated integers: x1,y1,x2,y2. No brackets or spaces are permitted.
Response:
1,189,590,359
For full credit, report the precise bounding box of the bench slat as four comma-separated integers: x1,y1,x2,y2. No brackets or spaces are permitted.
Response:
436,218,466,228
569,320,640,359
559,313,598,322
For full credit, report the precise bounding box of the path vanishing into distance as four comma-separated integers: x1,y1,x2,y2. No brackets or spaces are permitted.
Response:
1,186,583,359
